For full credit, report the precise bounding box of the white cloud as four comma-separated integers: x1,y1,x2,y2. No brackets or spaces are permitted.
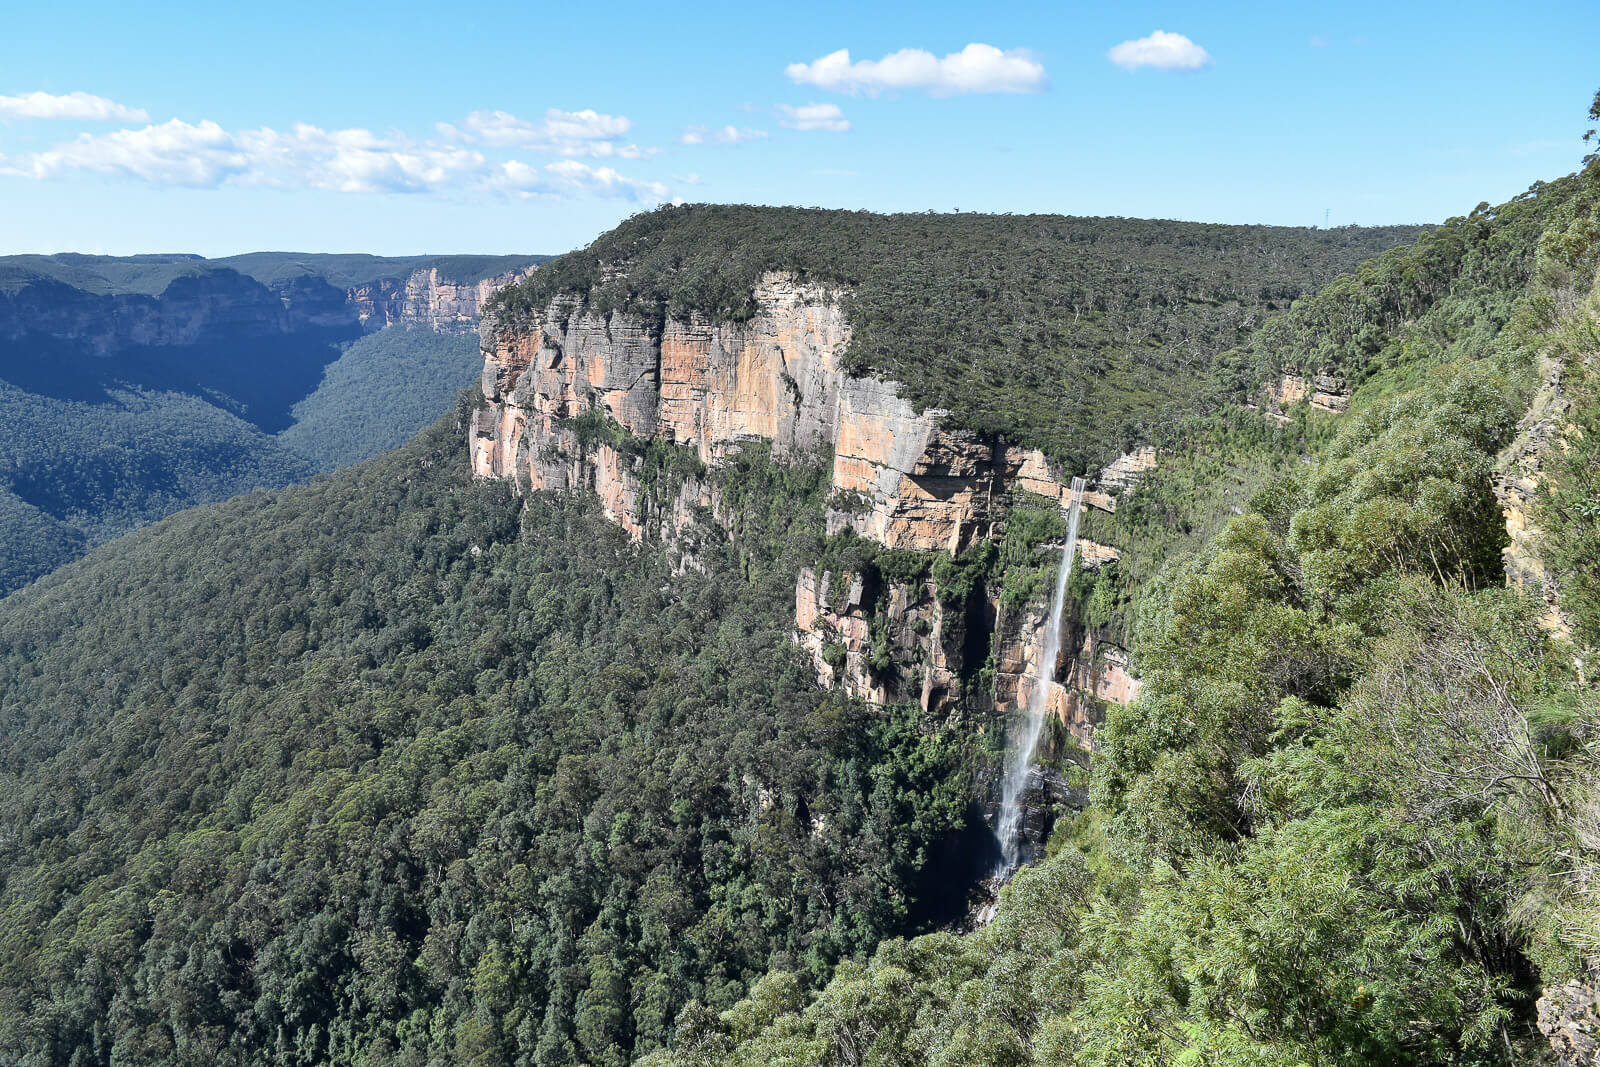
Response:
678,124,769,145
13,119,249,186
5,116,665,201
437,108,649,157
0,91,149,122
518,158,668,199
240,124,487,193
785,43,1046,96
778,103,850,132
1107,31,1212,71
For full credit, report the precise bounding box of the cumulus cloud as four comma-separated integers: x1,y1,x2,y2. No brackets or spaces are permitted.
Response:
241,124,486,194
437,108,649,158
490,158,666,201
678,124,769,145
14,119,249,186
0,90,149,122
1107,31,1212,71
777,103,850,132
4,115,666,201
785,43,1046,96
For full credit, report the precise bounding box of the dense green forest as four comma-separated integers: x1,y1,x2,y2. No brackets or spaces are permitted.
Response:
277,327,486,473
0,408,973,1065
5,114,1600,1066
0,324,481,596
0,252,547,297
644,160,1600,1066
492,209,1421,471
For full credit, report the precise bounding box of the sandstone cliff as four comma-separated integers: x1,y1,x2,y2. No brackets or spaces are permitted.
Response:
471,271,1153,739
0,271,352,356
0,263,534,359
348,266,537,332
1248,371,1350,423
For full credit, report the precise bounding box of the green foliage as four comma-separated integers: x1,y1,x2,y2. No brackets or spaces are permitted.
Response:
0,380,318,594
0,324,493,596
0,251,547,596
1231,169,1594,391
0,251,549,296
664,157,1600,1067
277,325,485,471
492,206,1421,471
0,416,972,1065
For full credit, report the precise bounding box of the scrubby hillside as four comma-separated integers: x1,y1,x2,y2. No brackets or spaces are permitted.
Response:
649,163,1600,1067
0,410,971,1065
4,152,1599,1067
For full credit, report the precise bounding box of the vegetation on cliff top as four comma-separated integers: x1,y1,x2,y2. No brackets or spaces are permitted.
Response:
644,158,1600,1067
490,207,1422,472
0,251,548,297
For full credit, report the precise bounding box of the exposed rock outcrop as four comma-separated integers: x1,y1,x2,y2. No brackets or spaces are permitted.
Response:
794,567,971,714
347,266,537,332
1495,353,1576,639
1250,372,1350,423
0,264,532,359
0,271,351,356
472,271,1147,738
1538,964,1600,1066
991,603,1141,750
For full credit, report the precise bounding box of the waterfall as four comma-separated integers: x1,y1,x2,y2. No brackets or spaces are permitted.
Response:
992,475,1086,877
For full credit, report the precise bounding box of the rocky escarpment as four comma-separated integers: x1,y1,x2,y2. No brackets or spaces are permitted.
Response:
1539,963,1600,1066
0,264,534,359
0,271,356,357
348,266,537,332
1247,372,1350,423
472,271,1151,739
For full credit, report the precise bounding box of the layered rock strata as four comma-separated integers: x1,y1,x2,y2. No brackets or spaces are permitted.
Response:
0,271,350,356
1249,372,1350,422
347,266,536,332
0,264,531,359
471,271,1147,731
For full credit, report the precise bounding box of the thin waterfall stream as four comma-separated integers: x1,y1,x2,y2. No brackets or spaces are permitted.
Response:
992,475,1086,878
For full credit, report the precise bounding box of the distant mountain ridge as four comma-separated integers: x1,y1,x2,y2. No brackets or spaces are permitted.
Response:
0,250,550,595
0,251,548,296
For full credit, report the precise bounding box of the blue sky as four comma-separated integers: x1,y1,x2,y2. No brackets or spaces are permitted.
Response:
0,0,1594,257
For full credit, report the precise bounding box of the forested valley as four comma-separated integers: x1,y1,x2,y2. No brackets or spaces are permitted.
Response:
0,254,540,596
3,101,1600,1067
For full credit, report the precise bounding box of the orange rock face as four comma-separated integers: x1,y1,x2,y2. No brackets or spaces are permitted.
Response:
991,606,1141,749
472,270,1145,735
1253,372,1350,423
472,272,1098,549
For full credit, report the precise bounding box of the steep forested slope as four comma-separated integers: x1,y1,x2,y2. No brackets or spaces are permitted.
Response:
493,210,1422,471
653,163,1600,1067
5,151,1599,1067
0,410,969,1065
277,327,485,472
